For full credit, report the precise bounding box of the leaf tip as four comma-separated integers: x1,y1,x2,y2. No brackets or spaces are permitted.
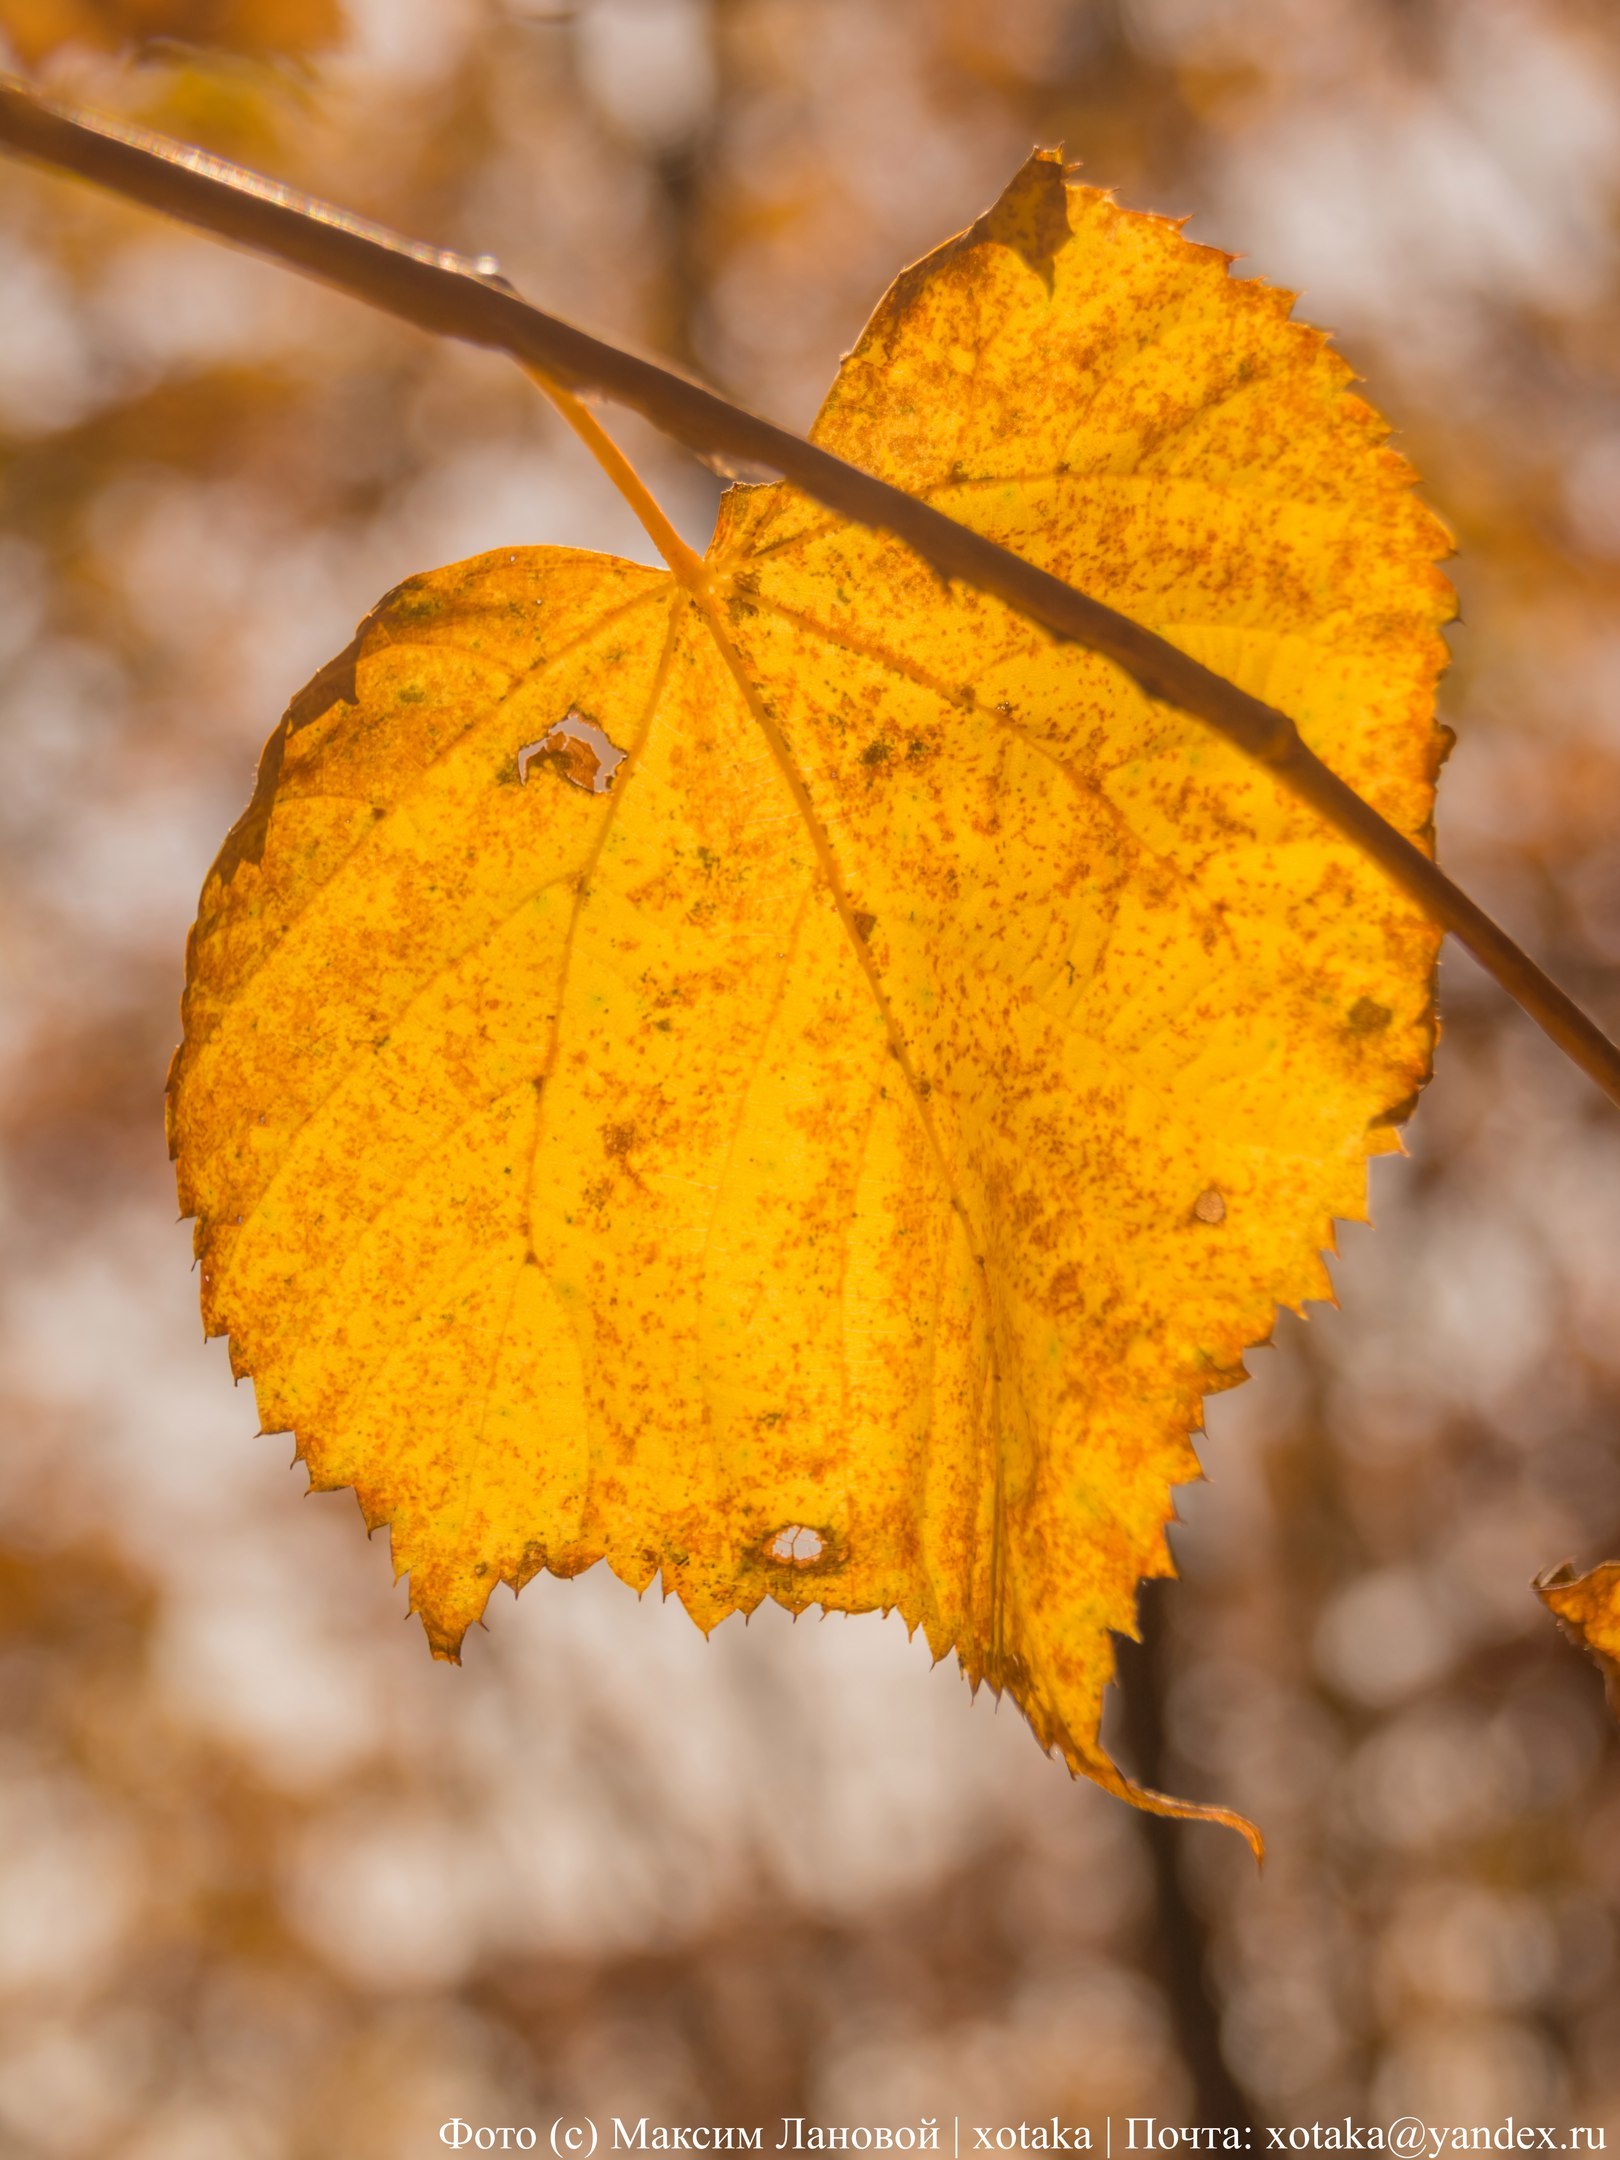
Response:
969,146,1073,295
1117,1774,1266,1865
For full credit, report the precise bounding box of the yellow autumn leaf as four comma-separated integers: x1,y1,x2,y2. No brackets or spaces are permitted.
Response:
168,153,1451,1842
1538,1563,1620,1715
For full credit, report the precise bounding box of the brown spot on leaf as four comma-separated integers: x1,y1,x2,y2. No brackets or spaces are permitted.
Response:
1348,995,1394,1036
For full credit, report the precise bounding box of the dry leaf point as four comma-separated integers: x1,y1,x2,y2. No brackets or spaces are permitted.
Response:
169,153,1453,1841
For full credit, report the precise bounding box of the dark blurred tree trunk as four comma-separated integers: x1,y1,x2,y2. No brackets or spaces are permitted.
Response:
1117,1581,1262,2136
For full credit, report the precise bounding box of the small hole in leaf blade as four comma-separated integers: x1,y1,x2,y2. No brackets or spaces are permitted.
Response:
517,707,627,794
767,1525,826,1566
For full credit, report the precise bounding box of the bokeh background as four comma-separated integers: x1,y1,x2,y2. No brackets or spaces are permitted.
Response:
3,1,1620,2152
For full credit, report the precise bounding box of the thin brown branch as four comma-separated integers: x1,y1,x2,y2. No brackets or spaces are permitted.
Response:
2,72,1617,1106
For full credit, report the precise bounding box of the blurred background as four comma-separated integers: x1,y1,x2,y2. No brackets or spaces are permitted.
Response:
2,0,1620,2152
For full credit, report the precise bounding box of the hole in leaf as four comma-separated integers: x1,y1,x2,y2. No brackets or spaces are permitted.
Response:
767,1524,826,1566
518,708,627,794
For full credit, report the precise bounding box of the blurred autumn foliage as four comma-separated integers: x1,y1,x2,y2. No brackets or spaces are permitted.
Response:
3,2,1620,2156
0,0,339,66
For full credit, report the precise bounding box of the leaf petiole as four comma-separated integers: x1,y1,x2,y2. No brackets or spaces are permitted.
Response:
529,369,709,594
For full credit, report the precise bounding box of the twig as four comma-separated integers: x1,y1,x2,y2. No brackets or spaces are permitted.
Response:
2,73,1617,1106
